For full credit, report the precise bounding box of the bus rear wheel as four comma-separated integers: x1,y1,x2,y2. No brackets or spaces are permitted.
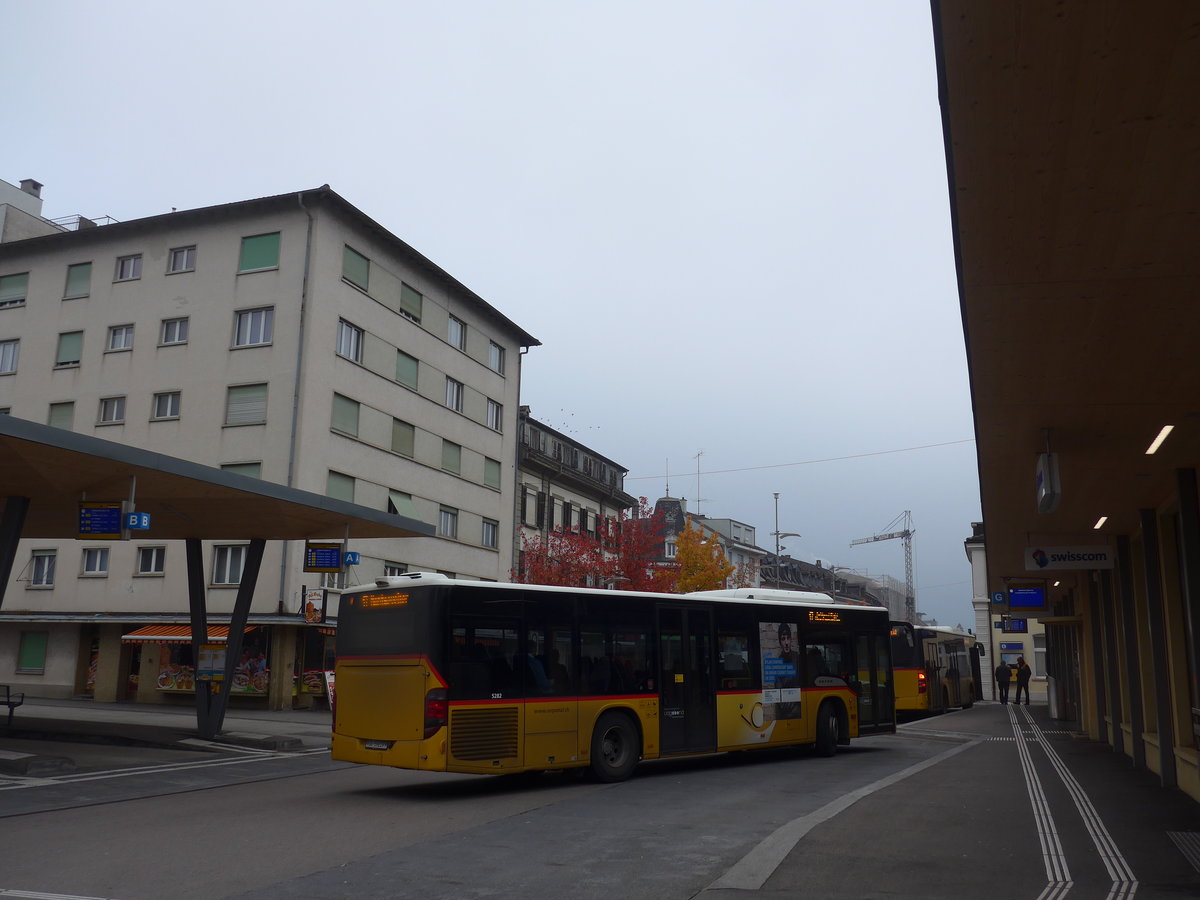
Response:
590,711,639,782
815,701,839,757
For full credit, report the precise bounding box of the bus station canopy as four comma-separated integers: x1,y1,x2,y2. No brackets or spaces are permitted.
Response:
0,415,432,541
933,1,1200,591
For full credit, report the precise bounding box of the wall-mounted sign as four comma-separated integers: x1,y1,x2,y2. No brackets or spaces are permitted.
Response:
1026,545,1113,571
126,512,151,530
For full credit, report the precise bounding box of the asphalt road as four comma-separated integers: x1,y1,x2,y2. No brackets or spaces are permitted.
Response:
0,731,957,900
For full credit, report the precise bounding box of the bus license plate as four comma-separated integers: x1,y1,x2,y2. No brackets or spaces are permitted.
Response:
363,740,393,751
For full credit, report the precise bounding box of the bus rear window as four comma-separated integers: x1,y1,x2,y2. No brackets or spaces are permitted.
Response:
338,589,429,657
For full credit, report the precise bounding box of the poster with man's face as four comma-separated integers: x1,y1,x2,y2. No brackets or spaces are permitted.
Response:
759,622,801,719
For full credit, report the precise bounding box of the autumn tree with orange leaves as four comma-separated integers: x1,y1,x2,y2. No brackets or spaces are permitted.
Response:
674,521,735,593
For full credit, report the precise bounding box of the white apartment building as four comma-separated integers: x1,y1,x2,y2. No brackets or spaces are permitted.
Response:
0,181,538,705
516,408,637,578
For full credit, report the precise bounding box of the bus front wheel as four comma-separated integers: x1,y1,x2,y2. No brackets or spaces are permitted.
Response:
590,711,639,782
815,701,839,757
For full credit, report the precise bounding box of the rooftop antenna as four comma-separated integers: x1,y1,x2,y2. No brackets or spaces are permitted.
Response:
693,450,707,514
664,458,670,497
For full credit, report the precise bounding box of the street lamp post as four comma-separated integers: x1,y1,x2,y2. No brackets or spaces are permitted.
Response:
770,493,801,589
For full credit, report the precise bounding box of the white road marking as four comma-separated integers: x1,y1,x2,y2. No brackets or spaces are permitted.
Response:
1019,705,1138,899
1008,704,1073,899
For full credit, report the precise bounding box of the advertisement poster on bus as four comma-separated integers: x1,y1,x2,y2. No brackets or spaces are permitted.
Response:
759,621,801,720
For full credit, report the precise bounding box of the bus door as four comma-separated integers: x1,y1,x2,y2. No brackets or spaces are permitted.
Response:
855,633,895,734
657,606,715,754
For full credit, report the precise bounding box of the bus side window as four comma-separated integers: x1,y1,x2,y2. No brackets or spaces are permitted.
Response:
718,630,751,690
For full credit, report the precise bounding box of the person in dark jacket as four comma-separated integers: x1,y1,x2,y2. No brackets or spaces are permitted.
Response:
1015,656,1033,705
995,660,1012,704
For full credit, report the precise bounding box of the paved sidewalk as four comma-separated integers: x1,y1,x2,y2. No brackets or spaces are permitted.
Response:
704,702,1200,900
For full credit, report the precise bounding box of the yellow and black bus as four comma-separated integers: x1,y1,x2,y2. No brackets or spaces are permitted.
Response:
889,622,976,716
332,574,895,782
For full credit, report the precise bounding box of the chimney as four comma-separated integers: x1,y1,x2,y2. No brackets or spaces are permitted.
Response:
19,179,43,199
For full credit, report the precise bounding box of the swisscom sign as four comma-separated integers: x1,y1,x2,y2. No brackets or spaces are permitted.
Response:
1024,545,1114,571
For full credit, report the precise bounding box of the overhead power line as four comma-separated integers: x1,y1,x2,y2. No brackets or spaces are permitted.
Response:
626,438,975,482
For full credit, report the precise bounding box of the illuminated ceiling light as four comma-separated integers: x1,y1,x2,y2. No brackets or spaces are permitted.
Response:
1093,516,1108,530
1146,424,1175,455
1053,580,1061,587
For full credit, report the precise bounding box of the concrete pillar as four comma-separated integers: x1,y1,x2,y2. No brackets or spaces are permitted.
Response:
91,624,126,702
268,625,297,711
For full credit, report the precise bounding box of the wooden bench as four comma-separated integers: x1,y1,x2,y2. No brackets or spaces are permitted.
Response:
1,684,23,726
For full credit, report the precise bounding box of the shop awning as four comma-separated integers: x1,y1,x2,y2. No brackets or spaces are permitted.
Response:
121,624,254,644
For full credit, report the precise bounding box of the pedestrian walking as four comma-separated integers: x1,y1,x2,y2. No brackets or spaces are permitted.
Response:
1015,656,1032,705
994,659,1012,704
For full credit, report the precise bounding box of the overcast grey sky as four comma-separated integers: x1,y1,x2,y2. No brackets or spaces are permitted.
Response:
8,1,980,626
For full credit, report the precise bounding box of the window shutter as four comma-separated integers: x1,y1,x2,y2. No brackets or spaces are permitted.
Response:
388,490,419,520
226,384,267,424
331,394,359,435
48,402,74,429
326,471,355,503
563,501,572,531
395,351,418,388
239,233,280,271
391,419,415,456
342,245,370,290
64,263,91,298
400,283,423,321
0,273,28,305
56,332,83,365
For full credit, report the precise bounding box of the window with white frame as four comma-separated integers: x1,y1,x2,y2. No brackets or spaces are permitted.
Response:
167,246,196,273
98,396,126,424
0,339,17,374
666,541,677,558
482,519,499,549
445,377,463,412
487,398,503,431
488,340,505,374
438,506,458,539
383,562,407,577
107,324,134,351
337,319,363,362
0,272,28,308
30,549,56,586
161,317,189,345
81,547,109,576
213,545,246,585
234,307,273,347
152,391,181,420
137,546,166,575
115,254,142,281
448,314,466,350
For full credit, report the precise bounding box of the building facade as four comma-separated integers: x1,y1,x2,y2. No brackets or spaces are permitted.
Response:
0,183,537,705
516,408,637,578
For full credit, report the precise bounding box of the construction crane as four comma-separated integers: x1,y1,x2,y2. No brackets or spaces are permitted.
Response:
850,511,915,622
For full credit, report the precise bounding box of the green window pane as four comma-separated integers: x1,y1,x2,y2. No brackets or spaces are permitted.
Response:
485,457,501,489
239,232,280,272
221,462,262,479
442,440,461,474
396,350,418,388
388,490,419,519
400,282,423,321
56,331,83,366
326,470,355,502
64,263,92,298
331,393,359,435
0,272,28,306
391,419,414,457
47,402,74,429
342,245,370,291
17,631,48,672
